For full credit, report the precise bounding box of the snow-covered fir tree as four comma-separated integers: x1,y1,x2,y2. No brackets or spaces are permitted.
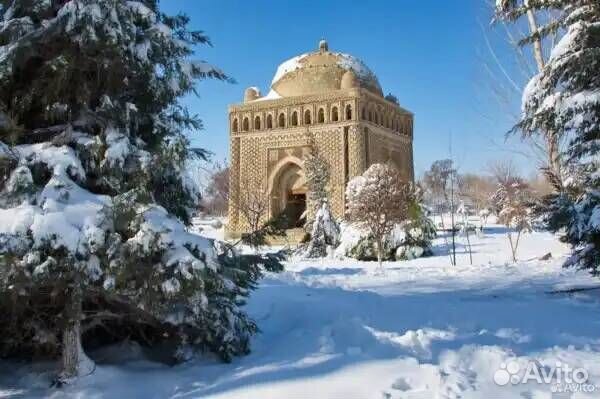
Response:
303,142,330,231
402,186,436,253
0,0,281,381
497,1,600,274
303,200,339,258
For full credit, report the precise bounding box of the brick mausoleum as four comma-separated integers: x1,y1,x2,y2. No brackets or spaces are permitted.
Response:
226,40,414,239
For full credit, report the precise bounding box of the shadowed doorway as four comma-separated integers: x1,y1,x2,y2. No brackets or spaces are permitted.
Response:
270,162,307,229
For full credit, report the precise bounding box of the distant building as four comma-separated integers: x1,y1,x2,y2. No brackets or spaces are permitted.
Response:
226,40,414,238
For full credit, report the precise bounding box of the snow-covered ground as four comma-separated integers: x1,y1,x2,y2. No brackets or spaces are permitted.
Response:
2,221,600,399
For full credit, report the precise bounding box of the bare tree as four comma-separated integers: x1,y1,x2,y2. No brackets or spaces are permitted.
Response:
235,181,270,249
491,176,533,262
422,158,460,265
479,208,491,232
458,173,495,213
422,159,457,214
456,202,473,265
488,159,518,183
204,162,229,216
346,163,409,267
448,160,460,266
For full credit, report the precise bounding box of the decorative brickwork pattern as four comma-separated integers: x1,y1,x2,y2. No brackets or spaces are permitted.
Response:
226,89,414,238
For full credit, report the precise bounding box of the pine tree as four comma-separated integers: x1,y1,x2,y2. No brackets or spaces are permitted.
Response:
303,138,330,231
0,0,279,381
400,187,436,258
498,1,600,274
303,200,339,258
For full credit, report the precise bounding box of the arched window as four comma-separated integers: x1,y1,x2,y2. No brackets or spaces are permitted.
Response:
232,118,238,132
291,111,298,126
266,114,273,129
278,113,285,128
368,111,373,122
242,117,249,131
331,107,339,122
304,109,311,125
254,116,261,130
318,108,325,123
345,105,352,120
361,107,366,120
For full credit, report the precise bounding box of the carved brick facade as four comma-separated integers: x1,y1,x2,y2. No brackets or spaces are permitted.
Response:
226,42,414,238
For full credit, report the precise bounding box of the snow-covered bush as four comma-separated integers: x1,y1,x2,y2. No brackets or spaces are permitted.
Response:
345,164,409,265
334,222,366,259
0,1,281,381
396,245,424,261
346,235,377,261
336,215,406,262
339,184,435,262
341,222,430,262
346,234,395,261
396,196,436,260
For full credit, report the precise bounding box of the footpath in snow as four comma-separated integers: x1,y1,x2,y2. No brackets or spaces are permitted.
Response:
1,223,599,399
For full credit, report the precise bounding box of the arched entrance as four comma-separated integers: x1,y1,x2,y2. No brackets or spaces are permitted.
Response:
269,160,307,229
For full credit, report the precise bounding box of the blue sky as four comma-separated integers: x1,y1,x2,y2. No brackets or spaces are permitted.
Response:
162,1,535,176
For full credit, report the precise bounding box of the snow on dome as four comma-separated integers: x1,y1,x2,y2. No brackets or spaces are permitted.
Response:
271,53,309,85
333,52,376,81
268,43,383,97
271,51,376,85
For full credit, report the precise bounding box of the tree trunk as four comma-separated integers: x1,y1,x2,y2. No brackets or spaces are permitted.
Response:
524,0,545,71
546,133,562,183
508,233,517,263
524,0,562,183
376,237,383,268
464,224,473,265
450,198,456,266
59,281,94,383
514,230,522,262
